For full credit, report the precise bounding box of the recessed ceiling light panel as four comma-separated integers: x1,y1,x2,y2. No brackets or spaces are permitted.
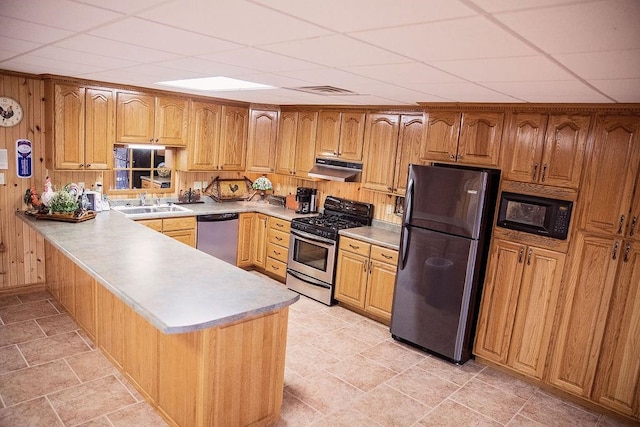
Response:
157,76,274,91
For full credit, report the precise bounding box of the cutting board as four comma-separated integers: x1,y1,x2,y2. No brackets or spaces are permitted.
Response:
285,194,299,211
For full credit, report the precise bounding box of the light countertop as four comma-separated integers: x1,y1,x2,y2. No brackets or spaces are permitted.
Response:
339,225,401,250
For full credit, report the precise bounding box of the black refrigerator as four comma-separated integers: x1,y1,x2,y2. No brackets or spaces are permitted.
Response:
390,164,500,364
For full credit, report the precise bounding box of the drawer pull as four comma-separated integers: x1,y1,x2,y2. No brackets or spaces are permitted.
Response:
618,215,625,234
276,223,284,228
349,244,360,250
271,265,280,270
273,250,281,256
275,236,283,241
381,253,393,259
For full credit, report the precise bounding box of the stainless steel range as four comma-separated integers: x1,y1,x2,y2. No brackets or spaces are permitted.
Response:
286,196,373,305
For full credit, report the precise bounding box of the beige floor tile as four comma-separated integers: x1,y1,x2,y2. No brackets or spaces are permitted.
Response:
385,365,460,407
66,350,118,382
76,416,113,426
77,329,97,350
312,329,371,360
275,390,324,426
289,296,326,315
286,342,339,377
419,399,502,426
596,414,640,426
311,407,383,427
0,345,27,375
293,310,352,335
0,320,46,347
0,300,59,324
0,359,80,406
107,402,169,426
476,367,538,400
18,331,91,365
0,396,63,426
339,318,390,347
0,295,21,308
36,313,79,336
286,321,321,347
17,291,54,304
507,414,546,426
354,384,430,426
360,340,425,373
114,372,145,402
287,371,363,414
326,354,397,392
48,375,137,426
415,355,484,386
450,379,527,424
325,305,368,324
519,391,600,426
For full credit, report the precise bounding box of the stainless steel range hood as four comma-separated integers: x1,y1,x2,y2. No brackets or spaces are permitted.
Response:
308,157,363,182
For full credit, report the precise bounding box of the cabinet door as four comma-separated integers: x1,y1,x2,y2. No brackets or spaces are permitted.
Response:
335,249,368,309
237,213,255,267
395,114,424,195
116,92,155,143
508,247,565,379
580,115,640,236
252,213,268,268
276,111,297,175
474,239,525,363
294,111,318,177
501,113,547,184
185,101,221,170
316,111,341,158
338,111,366,161
74,264,96,340
365,259,397,322
362,113,400,193
96,285,126,369
592,241,640,417
164,229,196,247
219,106,248,171
84,88,114,170
458,112,504,166
548,232,619,397
54,84,85,169
247,109,279,172
154,96,189,146
540,114,591,188
419,111,460,163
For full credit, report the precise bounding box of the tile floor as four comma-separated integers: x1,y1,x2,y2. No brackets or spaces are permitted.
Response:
0,280,636,427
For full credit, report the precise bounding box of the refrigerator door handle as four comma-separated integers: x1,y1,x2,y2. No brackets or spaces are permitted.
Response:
405,178,414,223
399,226,409,270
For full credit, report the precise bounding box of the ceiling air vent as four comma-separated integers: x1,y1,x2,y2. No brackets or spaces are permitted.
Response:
288,85,358,96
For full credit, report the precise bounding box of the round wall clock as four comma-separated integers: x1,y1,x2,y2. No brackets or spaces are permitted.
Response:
0,96,23,127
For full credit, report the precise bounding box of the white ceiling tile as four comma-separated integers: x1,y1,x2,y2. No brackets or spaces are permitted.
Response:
74,0,174,14
0,16,73,44
54,35,180,63
344,62,464,84
197,48,319,73
495,0,640,53
119,64,209,81
588,78,640,103
28,46,137,69
483,80,613,102
468,0,587,13
262,35,408,68
89,18,241,56
0,36,40,55
405,82,522,102
232,72,318,88
554,49,640,80
155,57,255,77
252,0,475,32
0,0,123,31
1,55,104,75
430,55,576,82
140,0,331,46
277,68,381,88
352,16,538,62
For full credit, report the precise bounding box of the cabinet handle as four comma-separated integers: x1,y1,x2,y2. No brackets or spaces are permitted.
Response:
541,164,547,182
275,236,283,241
612,241,620,260
273,250,281,256
527,248,533,265
363,261,367,272
334,151,338,156
518,247,524,263
532,163,538,180
85,163,91,167
449,154,455,160
381,253,393,259
271,265,280,270
623,243,631,262
369,260,372,274
149,138,154,143
78,164,84,168
276,223,284,228
456,154,462,160
349,244,360,250
629,216,637,236
618,215,625,234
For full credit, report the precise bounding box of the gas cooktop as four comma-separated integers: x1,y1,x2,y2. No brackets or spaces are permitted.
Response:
291,196,373,240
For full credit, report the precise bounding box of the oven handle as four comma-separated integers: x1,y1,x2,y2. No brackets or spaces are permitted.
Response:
287,269,332,289
290,229,336,246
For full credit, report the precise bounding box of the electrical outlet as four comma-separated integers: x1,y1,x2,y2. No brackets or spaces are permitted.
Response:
193,181,202,190
78,182,85,192
386,204,393,215
202,181,209,189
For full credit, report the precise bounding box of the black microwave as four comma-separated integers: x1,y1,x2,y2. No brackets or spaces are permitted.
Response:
496,192,573,240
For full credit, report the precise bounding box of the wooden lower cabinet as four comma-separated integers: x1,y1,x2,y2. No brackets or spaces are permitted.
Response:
252,213,269,268
237,213,255,267
265,217,290,280
335,236,398,323
136,216,196,247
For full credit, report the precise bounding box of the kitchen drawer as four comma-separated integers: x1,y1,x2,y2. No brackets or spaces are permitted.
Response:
268,229,290,248
265,257,287,279
267,242,288,263
339,236,371,257
371,245,398,265
269,217,291,233
136,219,162,231
163,216,196,231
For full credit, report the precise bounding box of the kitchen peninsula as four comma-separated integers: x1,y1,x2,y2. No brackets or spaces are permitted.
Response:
18,209,299,427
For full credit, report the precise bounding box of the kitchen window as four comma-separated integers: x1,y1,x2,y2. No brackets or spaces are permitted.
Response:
109,145,174,192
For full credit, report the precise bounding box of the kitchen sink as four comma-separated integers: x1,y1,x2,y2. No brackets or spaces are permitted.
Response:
113,204,192,216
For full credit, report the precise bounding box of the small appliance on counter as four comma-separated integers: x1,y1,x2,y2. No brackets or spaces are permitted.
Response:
84,190,102,212
295,187,317,214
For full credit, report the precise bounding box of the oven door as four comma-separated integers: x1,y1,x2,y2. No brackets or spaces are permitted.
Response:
287,229,336,284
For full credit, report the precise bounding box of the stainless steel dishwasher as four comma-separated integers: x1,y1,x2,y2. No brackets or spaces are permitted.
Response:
196,213,239,265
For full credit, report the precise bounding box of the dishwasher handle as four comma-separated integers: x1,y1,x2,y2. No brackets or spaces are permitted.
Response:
197,213,239,222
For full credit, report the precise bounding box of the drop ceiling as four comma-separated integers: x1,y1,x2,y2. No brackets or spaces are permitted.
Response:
1,0,639,105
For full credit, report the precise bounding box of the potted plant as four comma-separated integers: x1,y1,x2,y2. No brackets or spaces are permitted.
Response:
47,190,79,216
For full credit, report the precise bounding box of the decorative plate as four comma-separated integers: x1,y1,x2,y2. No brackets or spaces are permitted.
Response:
204,176,254,202
0,97,23,127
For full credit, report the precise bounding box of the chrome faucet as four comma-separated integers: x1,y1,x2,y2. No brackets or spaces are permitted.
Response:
154,195,161,206
139,192,147,206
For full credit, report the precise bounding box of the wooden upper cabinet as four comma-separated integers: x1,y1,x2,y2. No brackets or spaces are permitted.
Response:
177,101,221,171
316,111,365,161
247,109,279,173
116,92,188,146
84,88,114,170
579,115,640,236
502,113,590,188
419,111,461,163
294,111,318,177
275,111,298,175
49,84,85,170
458,111,504,166
219,105,248,171
395,114,424,195
362,113,400,193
